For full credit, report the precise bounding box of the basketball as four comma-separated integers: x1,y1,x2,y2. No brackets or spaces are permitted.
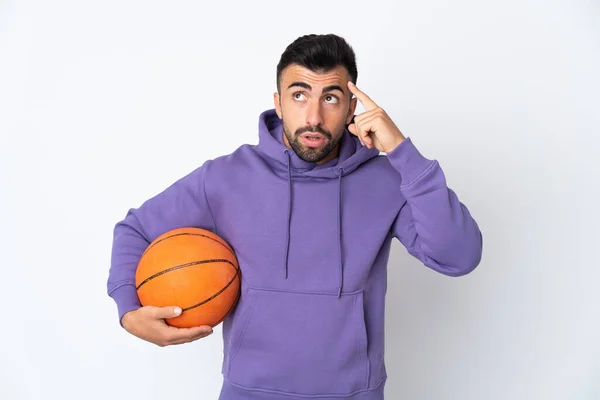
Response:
135,227,241,328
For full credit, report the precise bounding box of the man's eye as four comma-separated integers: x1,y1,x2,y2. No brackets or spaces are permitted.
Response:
293,93,306,101
325,95,339,104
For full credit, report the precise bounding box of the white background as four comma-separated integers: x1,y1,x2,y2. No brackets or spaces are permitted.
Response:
1,0,599,399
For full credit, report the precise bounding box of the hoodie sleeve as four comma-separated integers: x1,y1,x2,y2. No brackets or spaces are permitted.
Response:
106,160,216,326
387,138,482,276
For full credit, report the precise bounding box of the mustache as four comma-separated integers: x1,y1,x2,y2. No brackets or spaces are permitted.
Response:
295,126,332,139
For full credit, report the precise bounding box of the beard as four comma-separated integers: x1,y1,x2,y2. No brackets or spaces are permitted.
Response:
282,121,343,163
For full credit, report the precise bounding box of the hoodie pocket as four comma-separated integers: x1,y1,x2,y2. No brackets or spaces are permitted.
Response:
226,287,370,396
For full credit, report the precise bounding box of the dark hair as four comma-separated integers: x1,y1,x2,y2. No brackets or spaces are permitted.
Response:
276,34,358,93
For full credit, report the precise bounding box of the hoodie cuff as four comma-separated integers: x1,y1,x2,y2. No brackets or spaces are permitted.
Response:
110,284,141,328
386,137,435,186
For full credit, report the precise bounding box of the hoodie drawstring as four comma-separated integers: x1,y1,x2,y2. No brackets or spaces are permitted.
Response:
282,149,344,298
283,150,292,279
336,167,344,298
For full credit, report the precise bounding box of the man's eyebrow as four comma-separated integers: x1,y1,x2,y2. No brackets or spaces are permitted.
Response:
288,81,312,91
322,84,345,95
287,82,345,95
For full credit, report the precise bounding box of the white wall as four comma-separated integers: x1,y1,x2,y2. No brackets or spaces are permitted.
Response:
1,1,598,399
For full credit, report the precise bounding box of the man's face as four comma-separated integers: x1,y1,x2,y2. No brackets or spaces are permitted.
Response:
274,64,357,164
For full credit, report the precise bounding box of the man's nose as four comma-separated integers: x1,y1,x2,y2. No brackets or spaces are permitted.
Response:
305,100,324,127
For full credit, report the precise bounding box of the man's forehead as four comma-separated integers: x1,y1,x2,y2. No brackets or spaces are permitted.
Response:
281,65,348,88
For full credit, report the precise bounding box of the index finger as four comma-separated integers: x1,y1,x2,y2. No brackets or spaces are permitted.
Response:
347,81,378,110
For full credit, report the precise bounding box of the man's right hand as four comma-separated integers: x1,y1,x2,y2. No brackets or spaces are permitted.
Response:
122,306,213,347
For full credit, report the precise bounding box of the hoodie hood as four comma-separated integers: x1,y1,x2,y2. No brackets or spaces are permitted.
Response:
255,109,380,297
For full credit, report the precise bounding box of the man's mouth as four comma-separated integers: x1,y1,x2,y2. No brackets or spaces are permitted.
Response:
299,133,326,147
301,132,325,140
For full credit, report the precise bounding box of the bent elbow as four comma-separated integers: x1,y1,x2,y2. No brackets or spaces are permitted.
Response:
448,231,483,277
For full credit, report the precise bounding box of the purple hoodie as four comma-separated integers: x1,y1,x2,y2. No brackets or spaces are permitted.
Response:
107,108,482,399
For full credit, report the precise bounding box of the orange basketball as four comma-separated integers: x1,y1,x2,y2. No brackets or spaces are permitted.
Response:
135,227,241,328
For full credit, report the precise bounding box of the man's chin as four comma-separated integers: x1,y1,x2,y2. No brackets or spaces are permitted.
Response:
295,148,327,163
300,144,326,153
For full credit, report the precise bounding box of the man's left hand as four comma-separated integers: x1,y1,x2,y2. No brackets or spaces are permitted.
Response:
347,81,406,153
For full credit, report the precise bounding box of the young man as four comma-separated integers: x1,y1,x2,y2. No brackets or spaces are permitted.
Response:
107,33,483,400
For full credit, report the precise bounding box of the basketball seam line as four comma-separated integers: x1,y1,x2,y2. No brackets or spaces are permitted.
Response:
140,232,235,260
210,283,241,326
136,258,237,290
181,266,241,312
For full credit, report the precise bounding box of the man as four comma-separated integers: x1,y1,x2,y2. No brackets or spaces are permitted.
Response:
107,33,483,400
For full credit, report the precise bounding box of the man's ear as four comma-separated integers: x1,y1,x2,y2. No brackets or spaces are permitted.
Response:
346,96,357,125
274,92,282,119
